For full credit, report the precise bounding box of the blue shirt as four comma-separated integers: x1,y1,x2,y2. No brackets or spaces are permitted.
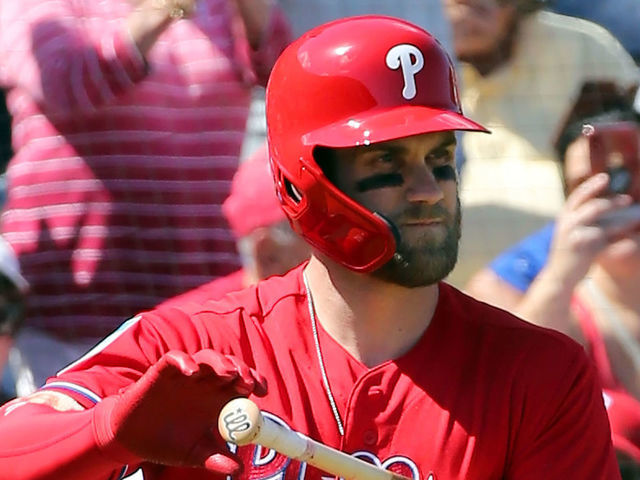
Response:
488,222,555,292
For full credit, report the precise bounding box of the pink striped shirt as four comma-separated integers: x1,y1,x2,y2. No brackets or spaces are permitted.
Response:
0,0,291,339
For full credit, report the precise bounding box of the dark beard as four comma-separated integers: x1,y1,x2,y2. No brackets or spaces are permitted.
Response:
372,200,461,288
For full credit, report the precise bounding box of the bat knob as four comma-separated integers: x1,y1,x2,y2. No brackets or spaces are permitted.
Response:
218,397,263,446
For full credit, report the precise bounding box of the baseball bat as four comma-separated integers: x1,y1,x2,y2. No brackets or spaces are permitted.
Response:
218,398,411,480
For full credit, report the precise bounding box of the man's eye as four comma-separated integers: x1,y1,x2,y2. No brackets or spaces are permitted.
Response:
432,164,457,181
427,148,454,162
376,153,394,165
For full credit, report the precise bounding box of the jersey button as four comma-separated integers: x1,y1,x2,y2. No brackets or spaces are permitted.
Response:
363,429,378,446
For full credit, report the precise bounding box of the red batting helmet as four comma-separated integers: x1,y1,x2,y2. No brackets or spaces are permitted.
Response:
266,15,488,272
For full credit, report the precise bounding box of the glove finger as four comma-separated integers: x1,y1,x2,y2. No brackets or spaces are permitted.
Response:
158,350,199,377
227,356,256,395
186,435,243,475
192,349,240,383
250,368,268,397
191,350,267,395
204,453,243,476
227,356,268,396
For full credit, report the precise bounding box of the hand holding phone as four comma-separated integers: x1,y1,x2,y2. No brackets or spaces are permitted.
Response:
586,121,640,200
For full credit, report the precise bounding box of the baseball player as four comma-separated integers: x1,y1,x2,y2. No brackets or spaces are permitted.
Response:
0,15,619,480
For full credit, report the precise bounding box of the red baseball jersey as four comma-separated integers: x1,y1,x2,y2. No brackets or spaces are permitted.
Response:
43,264,619,479
155,269,246,309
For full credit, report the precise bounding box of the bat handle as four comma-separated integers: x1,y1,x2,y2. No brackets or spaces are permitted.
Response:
218,398,411,480
219,397,318,461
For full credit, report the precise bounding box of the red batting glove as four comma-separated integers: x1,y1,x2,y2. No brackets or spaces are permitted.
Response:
93,349,267,474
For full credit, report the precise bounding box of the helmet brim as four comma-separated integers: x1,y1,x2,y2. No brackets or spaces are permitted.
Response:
302,105,490,148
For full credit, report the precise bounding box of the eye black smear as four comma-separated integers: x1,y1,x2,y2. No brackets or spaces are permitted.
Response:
356,173,404,192
432,165,456,181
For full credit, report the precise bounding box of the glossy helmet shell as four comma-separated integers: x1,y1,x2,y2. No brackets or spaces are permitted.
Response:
266,15,488,272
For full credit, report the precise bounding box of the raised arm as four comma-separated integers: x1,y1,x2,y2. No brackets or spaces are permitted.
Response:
230,0,292,86
518,173,639,334
0,0,192,117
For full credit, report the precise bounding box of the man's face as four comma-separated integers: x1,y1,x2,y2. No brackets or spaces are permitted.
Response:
330,131,461,287
443,0,516,60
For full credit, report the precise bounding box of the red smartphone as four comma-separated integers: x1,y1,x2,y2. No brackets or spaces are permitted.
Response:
587,121,640,201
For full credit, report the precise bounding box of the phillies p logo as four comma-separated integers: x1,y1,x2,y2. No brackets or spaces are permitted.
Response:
385,44,424,100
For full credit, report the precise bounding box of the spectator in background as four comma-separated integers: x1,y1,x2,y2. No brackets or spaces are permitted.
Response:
549,0,640,64
466,81,640,308
0,0,291,389
441,0,639,287
0,94,29,400
158,144,310,308
466,81,640,476
0,236,28,404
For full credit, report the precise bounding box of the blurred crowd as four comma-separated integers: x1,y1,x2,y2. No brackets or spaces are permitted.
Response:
0,0,639,475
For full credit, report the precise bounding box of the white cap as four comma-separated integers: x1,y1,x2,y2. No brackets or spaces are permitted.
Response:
0,235,28,293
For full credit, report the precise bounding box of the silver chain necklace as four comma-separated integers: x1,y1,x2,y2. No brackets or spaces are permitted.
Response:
303,270,345,436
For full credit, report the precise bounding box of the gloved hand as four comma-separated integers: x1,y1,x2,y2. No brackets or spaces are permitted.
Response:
94,349,267,473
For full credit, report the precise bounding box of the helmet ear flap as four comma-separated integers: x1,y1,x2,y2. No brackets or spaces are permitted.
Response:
282,176,303,206
271,162,303,210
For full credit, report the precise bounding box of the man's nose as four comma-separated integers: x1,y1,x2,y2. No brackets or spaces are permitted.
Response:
405,165,445,204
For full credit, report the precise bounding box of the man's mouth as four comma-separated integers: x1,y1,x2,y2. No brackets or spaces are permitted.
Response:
402,218,444,226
